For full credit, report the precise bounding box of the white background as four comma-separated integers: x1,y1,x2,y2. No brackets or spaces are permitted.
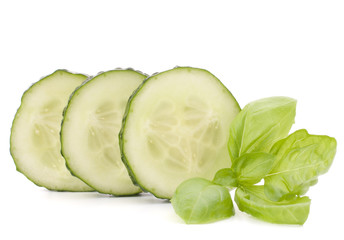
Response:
1,0,343,239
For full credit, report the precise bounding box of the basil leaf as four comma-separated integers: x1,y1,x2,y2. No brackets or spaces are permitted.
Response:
228,97,296,164
235,185,311,225
213,168,238,188
171,178,235,224
264,129,337,201
233,152,275,186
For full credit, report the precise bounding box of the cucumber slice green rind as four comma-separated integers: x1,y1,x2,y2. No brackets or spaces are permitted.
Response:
61,69,147,196
120,67,241,199
119,77,150,192
10,70,94,192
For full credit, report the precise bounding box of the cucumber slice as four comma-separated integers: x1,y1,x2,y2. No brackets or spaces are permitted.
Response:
10,70,93,191
61,69,146,195
120,67,240,199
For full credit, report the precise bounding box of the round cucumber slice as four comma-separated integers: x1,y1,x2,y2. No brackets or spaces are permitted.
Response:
120,67,241,199
61,69,146,195
10,70,93,191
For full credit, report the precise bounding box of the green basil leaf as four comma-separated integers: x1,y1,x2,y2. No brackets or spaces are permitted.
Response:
228,97,296,164
233,152,275,186
171,178,235,224
235,185,311,225
213,168,238,188
264,129,337,201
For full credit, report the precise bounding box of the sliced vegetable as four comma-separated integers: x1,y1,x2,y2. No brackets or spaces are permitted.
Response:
264,129,337,201
228,97,296,164
120,67,240,199
10,70,93,191
61,69,146,195
235,185,311,225
171,178,234,224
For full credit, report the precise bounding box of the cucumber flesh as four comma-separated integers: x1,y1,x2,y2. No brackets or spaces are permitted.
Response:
120,67,241,199
10,70,93,191
61,70,146,195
